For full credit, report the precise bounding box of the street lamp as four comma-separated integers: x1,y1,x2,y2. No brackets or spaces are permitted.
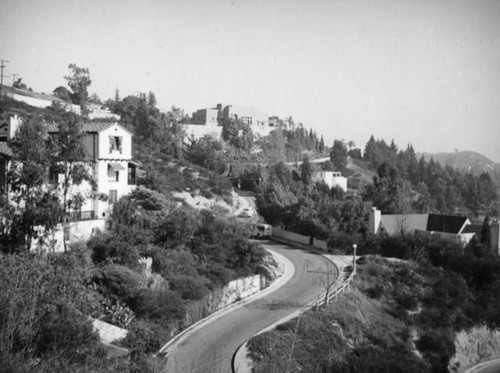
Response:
352,244,357,273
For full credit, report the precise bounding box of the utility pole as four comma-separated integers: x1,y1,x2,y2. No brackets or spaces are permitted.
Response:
0,60,9,101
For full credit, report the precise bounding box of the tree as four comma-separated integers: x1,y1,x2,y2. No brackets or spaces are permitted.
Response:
481,216,491,247
330,140,348,171
268,126,286,163
300,155,313,185
12,78,27,90
221,117,254,152
318,135,325,153
64,63,92,119
53,86,72,102
48,112,94,251
165,106,187,159
6,116,63,251
186,135,225,173
364,163,412,214
88,93,102,105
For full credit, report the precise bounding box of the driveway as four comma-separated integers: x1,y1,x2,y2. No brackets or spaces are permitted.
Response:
161,241,338,373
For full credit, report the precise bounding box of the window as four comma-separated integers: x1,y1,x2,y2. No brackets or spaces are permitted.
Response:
109,190,117,204
128,164,136,185
108,163,124,182
109,136,122,154
48,166,59,184
241,116,253,126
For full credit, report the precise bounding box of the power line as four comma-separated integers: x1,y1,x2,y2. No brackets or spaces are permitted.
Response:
0,59,9,101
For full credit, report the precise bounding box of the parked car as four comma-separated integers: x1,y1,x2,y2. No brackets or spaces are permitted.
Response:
239,207,255,218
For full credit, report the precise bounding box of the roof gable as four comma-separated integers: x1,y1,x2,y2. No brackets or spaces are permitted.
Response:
426,214,470,234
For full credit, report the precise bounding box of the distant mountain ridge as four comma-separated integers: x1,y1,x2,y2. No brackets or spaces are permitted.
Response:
419,151,500,175
419,151,500,193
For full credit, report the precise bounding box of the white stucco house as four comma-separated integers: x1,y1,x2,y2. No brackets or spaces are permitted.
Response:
311,171,347,192
1,116,138,251
46,121,138,221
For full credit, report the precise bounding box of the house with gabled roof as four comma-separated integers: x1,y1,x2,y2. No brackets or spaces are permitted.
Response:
1,115,138,251
369,207,474,246
45,120,138,220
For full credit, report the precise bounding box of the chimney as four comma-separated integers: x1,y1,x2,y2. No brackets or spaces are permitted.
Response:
8,115,21,140
369,207,381,234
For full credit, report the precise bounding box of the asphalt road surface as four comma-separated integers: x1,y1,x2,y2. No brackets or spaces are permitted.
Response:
466,358,500,373
161,241,338,373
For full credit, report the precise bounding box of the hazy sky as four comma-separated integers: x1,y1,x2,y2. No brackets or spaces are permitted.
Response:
1,0,500,162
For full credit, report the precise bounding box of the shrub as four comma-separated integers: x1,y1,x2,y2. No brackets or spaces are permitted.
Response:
417,329,455,373
198,262,234,287
200,189,213,199
365,284,384,299
132,289,185,323
123,323,160,355
93,264,143,303
0,252,106,370
168,275,209,300
36,305,100,362
89,232,140,268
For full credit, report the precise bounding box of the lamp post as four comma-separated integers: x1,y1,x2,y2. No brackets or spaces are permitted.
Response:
352,244,357,273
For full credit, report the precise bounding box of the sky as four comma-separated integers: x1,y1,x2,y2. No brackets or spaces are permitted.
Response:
1,0,500,162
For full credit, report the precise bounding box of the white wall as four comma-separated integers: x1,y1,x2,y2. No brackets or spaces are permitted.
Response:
185,124,222,141
94,124,134,218
32,219,106,252
311,171,347,192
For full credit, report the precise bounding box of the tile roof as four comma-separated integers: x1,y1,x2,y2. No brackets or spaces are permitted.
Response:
380,214,428,235
45,121,119,133
0,142,13,157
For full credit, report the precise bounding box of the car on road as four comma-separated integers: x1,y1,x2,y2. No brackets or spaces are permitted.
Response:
252,223,272,239
239,207,255,218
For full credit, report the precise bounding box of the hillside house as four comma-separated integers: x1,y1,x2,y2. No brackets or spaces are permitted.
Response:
368,207,477,246
45,121,137,220
311,171,347,192
185,103,273,140
1,115,138,251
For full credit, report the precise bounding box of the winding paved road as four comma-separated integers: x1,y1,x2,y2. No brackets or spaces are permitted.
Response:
465,358,500,373
161,241,338,373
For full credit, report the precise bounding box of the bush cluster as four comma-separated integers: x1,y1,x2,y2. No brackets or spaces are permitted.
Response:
87,186,266,349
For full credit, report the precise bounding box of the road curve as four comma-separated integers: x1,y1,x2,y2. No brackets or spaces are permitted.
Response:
465,358,500,373
161,241,338,373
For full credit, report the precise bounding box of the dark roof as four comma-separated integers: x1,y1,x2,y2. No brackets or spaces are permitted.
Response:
426,214,469,234
461,224,482,235
46,121,129,134
0,142,13,158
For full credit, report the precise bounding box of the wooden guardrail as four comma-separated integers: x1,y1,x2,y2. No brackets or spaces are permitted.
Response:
270,227,357,310
310,267,356,310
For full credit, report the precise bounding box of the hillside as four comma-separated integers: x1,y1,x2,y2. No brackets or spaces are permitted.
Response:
248,254,500,373
421,151,500,176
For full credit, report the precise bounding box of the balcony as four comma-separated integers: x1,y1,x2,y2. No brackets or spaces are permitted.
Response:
67,210,96,222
